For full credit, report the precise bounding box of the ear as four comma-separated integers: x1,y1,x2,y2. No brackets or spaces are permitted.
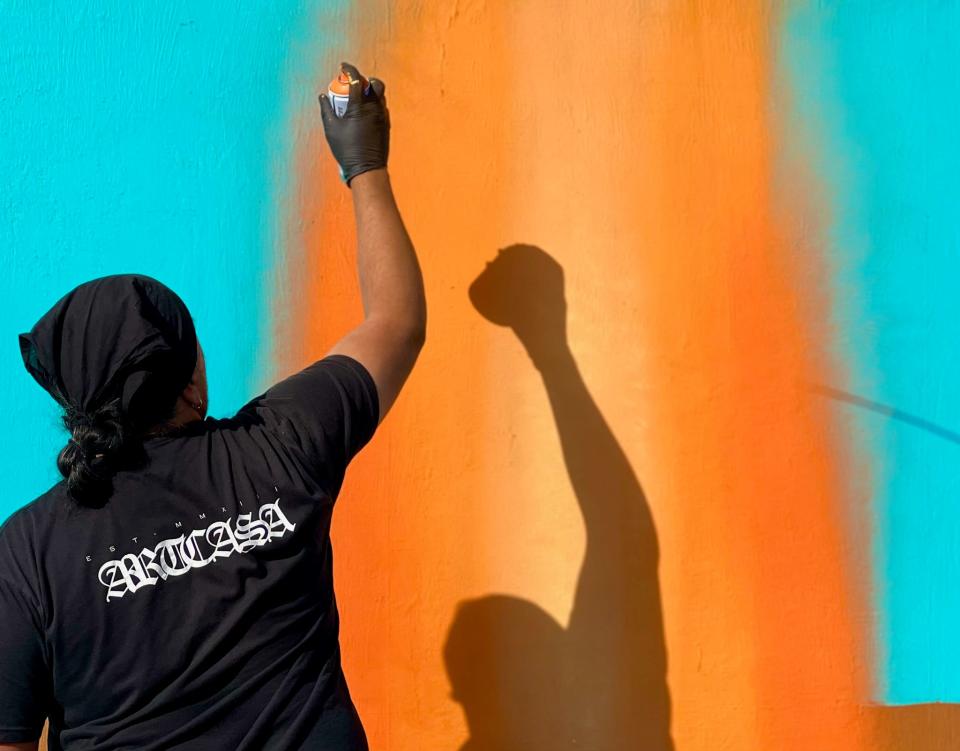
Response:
180,376,201,405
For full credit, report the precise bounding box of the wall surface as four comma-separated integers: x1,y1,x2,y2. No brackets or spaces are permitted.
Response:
2,1,959,749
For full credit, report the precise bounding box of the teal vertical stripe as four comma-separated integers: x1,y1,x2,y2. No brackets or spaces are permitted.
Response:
780,3,960,702
0,1,349,518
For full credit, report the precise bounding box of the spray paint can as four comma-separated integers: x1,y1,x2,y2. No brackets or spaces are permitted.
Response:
327,69,371,118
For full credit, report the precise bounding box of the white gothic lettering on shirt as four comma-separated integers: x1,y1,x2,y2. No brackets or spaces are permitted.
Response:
96,498,297,602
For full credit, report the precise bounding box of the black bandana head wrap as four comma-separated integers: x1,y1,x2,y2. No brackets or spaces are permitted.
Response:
18,273,198,421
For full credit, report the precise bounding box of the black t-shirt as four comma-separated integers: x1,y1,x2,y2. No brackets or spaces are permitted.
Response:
0,354,379,750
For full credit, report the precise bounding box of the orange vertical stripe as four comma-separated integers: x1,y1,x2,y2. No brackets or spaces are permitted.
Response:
631,1,873,749
285,5,516,747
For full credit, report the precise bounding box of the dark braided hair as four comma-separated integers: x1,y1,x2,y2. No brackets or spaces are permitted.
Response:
55,377,182,508
57,397,131,508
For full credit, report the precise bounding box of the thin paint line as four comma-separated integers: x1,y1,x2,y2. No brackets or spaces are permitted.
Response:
810,384,960,446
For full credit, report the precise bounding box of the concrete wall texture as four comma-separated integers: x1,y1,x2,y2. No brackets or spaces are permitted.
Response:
3,1,959,749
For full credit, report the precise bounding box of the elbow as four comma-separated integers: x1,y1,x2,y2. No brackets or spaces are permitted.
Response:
407,321,427,351
384,316,424,352
408,300,427,350
367,307,426,351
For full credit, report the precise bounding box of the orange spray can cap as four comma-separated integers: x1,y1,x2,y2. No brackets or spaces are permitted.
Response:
328,69,370,96
327,67,372,118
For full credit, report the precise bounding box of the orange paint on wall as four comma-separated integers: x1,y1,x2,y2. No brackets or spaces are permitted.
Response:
628,1,874,749
281,1,880,749
282,2,519,747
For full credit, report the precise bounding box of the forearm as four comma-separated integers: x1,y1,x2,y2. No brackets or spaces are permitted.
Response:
349,168,426,337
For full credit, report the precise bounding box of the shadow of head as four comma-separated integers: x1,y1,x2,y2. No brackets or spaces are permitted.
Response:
444,595,566,748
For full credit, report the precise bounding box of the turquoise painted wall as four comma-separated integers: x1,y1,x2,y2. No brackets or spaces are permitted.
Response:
0,2,342,514
782,2,960,703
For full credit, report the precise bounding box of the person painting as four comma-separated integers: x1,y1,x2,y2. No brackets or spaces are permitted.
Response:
0,61,425,750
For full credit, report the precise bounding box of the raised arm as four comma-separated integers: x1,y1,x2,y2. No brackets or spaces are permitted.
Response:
318,62,427,425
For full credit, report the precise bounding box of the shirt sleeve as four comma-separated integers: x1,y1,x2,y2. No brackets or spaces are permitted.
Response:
237,354,381,494
0,518,51,743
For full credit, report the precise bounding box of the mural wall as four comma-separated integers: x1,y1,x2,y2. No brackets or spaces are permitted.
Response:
2,1,958,749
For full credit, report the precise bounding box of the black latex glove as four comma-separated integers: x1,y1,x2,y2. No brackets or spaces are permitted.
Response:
319,61,390,187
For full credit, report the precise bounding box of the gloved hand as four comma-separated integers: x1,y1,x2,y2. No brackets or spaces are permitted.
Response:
319,61,390,187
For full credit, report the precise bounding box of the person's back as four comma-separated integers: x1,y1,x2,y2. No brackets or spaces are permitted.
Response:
2,354,378,749
0,61,426,750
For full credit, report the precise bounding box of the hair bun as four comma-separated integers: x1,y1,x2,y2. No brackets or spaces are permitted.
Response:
57,398,131,507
